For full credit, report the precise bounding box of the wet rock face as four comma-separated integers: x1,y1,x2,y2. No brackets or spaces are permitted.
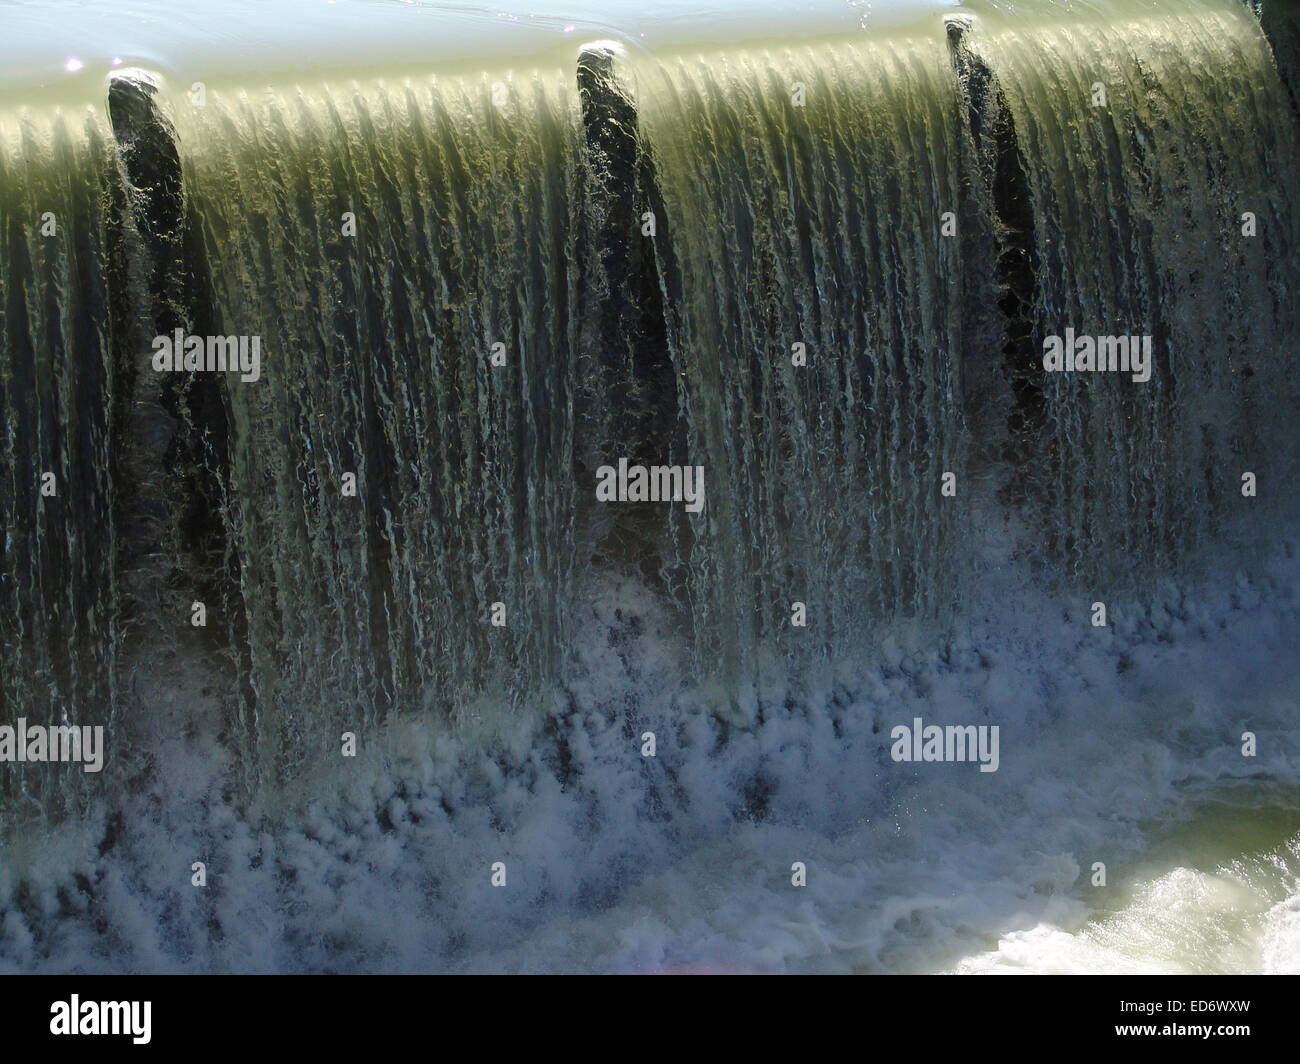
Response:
1255,0,1300,120
575,44,680,587
946,16,1043,474
108,71,240,653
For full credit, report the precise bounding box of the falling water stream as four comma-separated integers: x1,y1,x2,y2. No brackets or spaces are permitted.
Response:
0,0,1297,973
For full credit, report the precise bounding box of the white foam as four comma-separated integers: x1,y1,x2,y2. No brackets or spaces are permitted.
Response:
2,538,1296,973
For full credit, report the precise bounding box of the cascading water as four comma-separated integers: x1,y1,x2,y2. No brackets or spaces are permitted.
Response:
171,67,584,781
0,102,128,820
0,0,1297,974
954,0,1299,589
631,33,968,698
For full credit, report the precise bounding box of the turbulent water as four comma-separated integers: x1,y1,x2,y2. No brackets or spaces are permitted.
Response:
0,0,1298,973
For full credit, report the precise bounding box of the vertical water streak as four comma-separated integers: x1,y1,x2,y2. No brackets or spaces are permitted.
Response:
173,68,582,779
633,35,967,696
0,103,128,819
964,0,1300,591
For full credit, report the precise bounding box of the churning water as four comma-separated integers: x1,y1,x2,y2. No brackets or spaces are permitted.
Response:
0,0,1297,973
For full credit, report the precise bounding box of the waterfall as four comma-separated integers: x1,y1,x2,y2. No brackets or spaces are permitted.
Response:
0,102,129,819
0,5,1298,974
952,0,1299,590
167,68,585,778
629,33,968,698
2,0,1296,798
